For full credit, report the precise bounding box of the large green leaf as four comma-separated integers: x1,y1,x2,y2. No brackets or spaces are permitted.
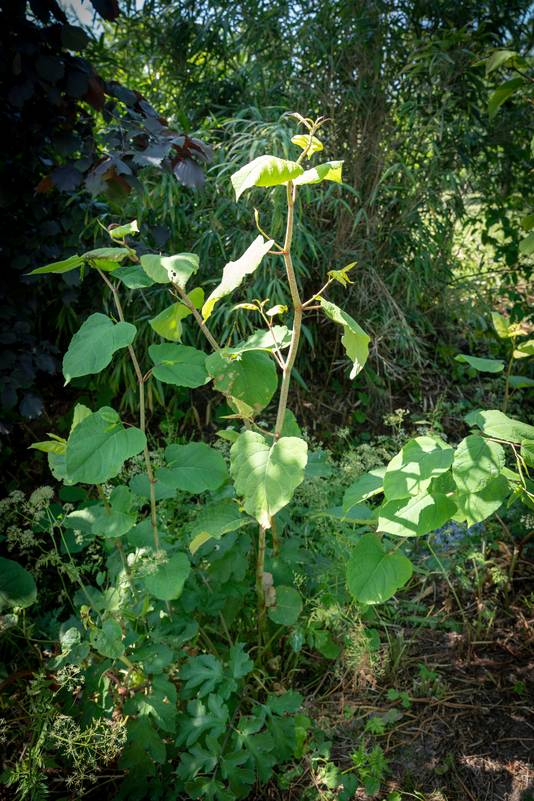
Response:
343,467,385,511
465,409,534,443
455,475,510,527
346,534,413,605
149,288,204,342
294,160,343,186
90,619,124,659
66,407,146,484
383,437,454,500
222,326,292,355
82,247,130,269
509,375,534,389
91,488,136,539
148,343,209,387
189,499,251,554
452,435,505,493
454,354,504,373
320,298,369,379
206,350,278,417
140,252,199,287
28,254,83,276
62,313,136,383
268,586,303,626
202,236,273,320
378,491,456,537
143,552,191,601
230,431,308,528
113,263,154,289
231,155,303,200
158,442,228,494
0,557,37,610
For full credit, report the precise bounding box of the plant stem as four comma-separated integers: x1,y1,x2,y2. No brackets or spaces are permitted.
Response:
271,514,280,556
274,181,302,438
256,525,267,640
97,269,160,550
172,283,221,351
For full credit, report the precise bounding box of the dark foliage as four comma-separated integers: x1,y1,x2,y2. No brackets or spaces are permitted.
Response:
0,0,211,436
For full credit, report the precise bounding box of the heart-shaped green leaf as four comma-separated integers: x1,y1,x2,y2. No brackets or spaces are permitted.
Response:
206,350,278,417
63,313,136,383
159,442,228,494
143,553,191,600
346,534,413,604
66,407,146,484
148,343,209,387
230,431,308,528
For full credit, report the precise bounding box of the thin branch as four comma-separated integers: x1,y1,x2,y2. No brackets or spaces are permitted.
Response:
97,269,159,550
172,283,221,352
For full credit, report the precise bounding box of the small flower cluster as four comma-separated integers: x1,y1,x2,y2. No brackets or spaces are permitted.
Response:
49,713,127,792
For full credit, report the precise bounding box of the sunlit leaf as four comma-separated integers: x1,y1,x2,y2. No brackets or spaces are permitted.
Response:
378,491,456,537
320,298,369,379
230,431,308,528
452,435,505,493
28,254,83,276
231,155,303,200
291,134,323,156
140,252,199,287
221,326,292,355
294,160,343,186
206,350,278,416
109,220,139,240
465,409,534,443
202,236,273,320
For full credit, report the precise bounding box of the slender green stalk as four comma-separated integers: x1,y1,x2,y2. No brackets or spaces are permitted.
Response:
97,269,159,550
256,525,267,638
172,282,221,351
274,181,302,437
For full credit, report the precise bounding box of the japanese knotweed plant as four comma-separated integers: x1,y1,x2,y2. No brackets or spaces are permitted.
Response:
1,113,533,800
8,112,534,621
